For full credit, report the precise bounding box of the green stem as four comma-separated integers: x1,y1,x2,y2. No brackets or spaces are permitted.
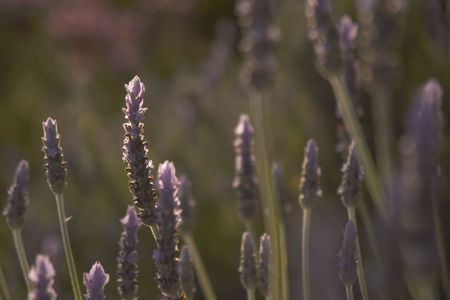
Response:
0,266,11,300
55,193,82,300
246,288,256,300
358,201,382,265
248,91,287,300
302,208,311,300
345,285,355,300
11,229,32,292
183,234,218,300
329,75,388,220
347,208,370,300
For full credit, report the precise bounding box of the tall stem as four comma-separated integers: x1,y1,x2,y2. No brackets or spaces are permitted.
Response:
0,266,11,300
248,91,287,300
11,229,32,292
183,234,218,300
55,193,82,300
347,208,370,300
302,208,311,300
329,75,388,220
246,288,256,300
345,285,355,300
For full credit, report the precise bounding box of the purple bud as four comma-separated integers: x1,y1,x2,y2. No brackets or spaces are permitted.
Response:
42,118,67,195
122,76,159,226
117,206,141,300
179,246,196,300
239,232,256,290
27,255,57,300
3,160,30,229
178,176,195,235
299,139,322,209
83,262,110,300
338,142,364,208
257,233,271,296
337,221,357,286
233,115,259,220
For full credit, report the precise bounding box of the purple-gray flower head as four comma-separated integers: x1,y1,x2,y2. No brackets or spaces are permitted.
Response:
239,232,257,290
42,118,67,195
122,75,159,226
83,262,110,300
299,139,322,209
3,160,30,229
153,161,180,298
27,255,57,300
236,0,278,90
233,114,259,220
337,221,357,286
257,233,271,297
179,246,196,300
338,143,364,208
178,176,194,235
272,163,293,215
338,16,359,103
117,206,140,300
305,0,342,74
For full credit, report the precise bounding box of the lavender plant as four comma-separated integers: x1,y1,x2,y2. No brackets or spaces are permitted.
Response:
117,206,141,300
27,255,57,300
337,221,357,300
239,232,257,300
257,233,271,298
83,262,110,300
179,246,196,300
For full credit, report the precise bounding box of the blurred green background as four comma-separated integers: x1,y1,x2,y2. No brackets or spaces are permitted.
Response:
1,0,450,299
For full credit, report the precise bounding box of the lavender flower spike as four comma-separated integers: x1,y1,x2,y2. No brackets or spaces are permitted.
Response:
337,221,357,286
239,232,257,290
122,75,159,226
299,139,322,209
338,142,364,209
27,255,57,300
178,176,195,235
42,118,67,195
258,233,271,297
338,16,359,102
83,262,110,300
179,246,196,300
233,114,259,220
3,160,30,229
117,206,141,300
153,161,180,298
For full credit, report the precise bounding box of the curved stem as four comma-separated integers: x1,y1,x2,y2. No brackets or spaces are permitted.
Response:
345,285,355,300
246,288,256,300
11,229,32,292
302,208,311,300
0,266,10,300
183,234,218,300
347,208,370,300
329,75,388,220
55,193,82,300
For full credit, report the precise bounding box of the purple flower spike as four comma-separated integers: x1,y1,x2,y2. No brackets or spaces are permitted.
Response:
83,262,110,300
3,160,30,229
178,176,195,235
122,75,159,226
153,161,180,298
239,232,257,290
117,206,141,300
338,142,364,209
233,114,259,220
337,221,357,286
42,118,67,195
258,233,271,297
299,139,322,209
27,255,57,300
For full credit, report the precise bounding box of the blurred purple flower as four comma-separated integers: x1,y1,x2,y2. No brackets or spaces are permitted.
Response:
28,255,57,300
83,262,110,300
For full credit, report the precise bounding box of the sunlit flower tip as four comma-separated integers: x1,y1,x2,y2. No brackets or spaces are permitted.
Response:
338,16,358,52
157,161,179,210
83,262,110,300
179,246,196,300
299,139,322,209
337,221,357,286
239,232,257,290
125,75,145,99
422,79,442,107
178,176,194,235
42,117,67,195
121,206,140,229
235,114,254,137
3,160,30,229
28,255,57,300
258,233,271,297
338,142,364,208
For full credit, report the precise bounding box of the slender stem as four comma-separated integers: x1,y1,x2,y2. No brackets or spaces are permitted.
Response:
0,266,11,300
347,208,370,300
11,229,32,292
183,234,218,300
246,288,256,300
358,200,382,265
302,208,311,300
345,285,355,300
248,90,287,300
329,75,388,220
55,193,82,300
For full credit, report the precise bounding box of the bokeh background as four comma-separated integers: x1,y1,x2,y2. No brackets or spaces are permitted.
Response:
1,0,450,299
